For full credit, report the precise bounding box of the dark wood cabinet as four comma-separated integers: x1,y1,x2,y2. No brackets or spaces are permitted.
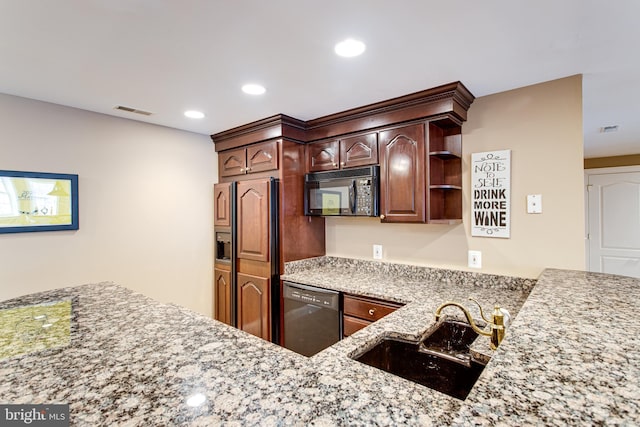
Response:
340,133,378,169
306,132,378,172
219,140,279,177
214,182,231,227
219,147,246,177
379,123,426,223
343,315,371,337
306,140,339,172
237,272,270,340
246,141,279,174
214,265,232,325
342,294,403,337
236,179,271,262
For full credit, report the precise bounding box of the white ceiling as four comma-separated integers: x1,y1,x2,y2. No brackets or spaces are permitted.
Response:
1,1,638,158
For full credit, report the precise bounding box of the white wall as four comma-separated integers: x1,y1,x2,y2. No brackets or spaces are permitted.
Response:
0,94,216,316
326,76,585,278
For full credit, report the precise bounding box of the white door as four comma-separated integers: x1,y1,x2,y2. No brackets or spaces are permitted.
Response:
587,169,640,278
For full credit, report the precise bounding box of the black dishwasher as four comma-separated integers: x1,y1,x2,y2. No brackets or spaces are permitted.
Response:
282,281,341,357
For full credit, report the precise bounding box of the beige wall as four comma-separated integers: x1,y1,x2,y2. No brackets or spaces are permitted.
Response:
0,94,216,315
326,76,585,278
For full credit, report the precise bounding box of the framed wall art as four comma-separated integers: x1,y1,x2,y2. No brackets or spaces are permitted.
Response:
0,170,79,234
471,150,511,238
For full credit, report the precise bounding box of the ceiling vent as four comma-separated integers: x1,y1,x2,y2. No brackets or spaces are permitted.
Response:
600,125,619,133
114,105,153,116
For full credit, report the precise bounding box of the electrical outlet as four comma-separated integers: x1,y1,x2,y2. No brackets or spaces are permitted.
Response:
468,250,482,268
373,244,383,260
527,194,542,214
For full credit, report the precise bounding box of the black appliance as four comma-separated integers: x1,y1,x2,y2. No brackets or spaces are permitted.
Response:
304,166,379,217
283,281,341,357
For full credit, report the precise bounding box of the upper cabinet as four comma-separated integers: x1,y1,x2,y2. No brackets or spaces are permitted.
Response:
379,123,426,223
219,140,279,177
379,120,464,224
212,83,475,226
306,140,338,172
341,133,378,169
306,132,378,172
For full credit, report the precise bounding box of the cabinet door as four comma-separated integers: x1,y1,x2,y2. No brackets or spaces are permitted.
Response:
214,267,232,325
306,140,340,172
379,123,426,223
219,148,247,177
213,182,231,227
237,179,271,262
343,315,370,337
246,141,279,174
237,273,270,340
340,133,378,168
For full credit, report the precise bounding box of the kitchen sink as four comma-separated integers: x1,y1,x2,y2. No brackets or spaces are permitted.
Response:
353,320,487,400
421,319,480,356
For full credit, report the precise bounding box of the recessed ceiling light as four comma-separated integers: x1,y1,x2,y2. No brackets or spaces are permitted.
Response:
334,38,366,57
184,110,205,119
242,84,266,95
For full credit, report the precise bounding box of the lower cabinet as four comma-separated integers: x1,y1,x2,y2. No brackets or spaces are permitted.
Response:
213,265,232,326
237,272,270,341
342,294,403,337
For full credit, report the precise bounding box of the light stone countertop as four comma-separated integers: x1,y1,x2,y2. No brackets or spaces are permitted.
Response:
1,257,638,425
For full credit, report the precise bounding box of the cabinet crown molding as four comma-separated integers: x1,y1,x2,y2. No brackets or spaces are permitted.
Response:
211,114,307,152
211,82,475,151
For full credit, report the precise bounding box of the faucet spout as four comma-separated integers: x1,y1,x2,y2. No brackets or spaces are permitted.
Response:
434,301,491,337
434,300,506,350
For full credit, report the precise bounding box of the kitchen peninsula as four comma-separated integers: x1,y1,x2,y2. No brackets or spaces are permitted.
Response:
1,259,638,425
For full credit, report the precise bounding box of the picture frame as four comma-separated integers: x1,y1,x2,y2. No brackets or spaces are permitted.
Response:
0,170,79,234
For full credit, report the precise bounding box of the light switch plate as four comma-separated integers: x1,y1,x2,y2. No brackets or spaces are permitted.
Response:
373,244,383,260
527,194,542,214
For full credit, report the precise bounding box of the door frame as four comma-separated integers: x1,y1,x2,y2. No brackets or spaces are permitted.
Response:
584,165,640,271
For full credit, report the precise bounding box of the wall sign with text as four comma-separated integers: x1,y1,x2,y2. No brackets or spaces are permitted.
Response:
471,150,511,238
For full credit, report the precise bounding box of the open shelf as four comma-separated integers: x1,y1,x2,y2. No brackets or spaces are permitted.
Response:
428,122,463,223
428,151,461,159
429,184,462,190
428,218,463,225
429,156,461,187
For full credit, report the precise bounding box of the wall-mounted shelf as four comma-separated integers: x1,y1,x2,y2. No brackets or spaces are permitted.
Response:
428,151,460,159
428,121,463,223
429,184,462,190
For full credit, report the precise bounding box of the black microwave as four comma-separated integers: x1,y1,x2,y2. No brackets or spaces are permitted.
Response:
304,166,379,217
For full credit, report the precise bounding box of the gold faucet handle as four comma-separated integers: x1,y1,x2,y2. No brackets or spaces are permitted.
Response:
490,305,511,328
499,306,511,328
